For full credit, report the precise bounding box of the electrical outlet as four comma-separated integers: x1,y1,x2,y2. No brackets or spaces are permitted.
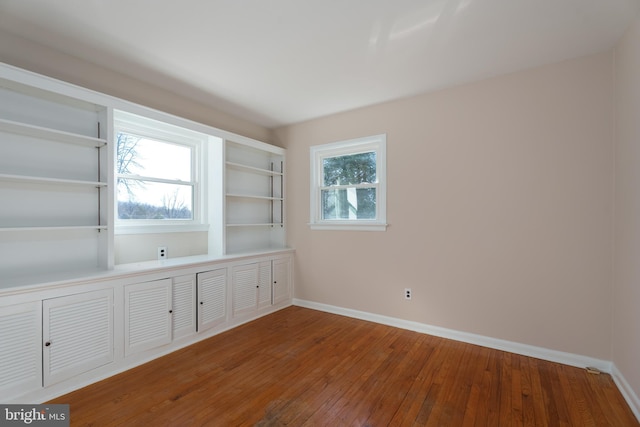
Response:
404,288,412,300
158,246,167,260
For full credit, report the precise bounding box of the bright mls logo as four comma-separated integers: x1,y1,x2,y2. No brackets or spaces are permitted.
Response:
1,405,69,426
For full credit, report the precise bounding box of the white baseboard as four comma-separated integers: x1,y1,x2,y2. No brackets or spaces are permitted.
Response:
612,364,640,421
293,299,612,372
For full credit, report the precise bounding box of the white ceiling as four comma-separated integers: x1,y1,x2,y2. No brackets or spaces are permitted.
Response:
0,0,638,128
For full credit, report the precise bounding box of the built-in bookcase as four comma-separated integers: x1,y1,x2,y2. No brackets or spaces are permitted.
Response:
0,63,288,286
0,69,113,280
0,63,293,406
225,140,285,254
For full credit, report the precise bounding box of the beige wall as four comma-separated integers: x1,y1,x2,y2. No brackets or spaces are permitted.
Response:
275,52,614,360
0,30,273,144
614,15,640,403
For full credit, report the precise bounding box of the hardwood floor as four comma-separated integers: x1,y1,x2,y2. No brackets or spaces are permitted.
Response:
50,306,638,426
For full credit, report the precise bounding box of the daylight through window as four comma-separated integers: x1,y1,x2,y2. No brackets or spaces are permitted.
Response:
117,133,194,220
310,134,387,231
114,110,206,230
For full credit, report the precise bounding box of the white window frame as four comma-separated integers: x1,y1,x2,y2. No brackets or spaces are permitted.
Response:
114,110,208,234
310,134,387,231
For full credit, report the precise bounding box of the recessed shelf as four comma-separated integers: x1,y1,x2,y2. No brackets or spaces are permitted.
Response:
0,118,107,148
226,223,283,227
225,161,283,176
0,225,108,232
224,141,285,255
225,193,283,201
0,173,106,187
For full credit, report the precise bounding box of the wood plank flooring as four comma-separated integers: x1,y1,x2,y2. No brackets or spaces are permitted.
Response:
50,306,639,426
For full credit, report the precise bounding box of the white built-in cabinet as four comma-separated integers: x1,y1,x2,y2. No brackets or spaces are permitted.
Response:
231,259,288,318
124,270,229,356
0,289,114,394
272,256,292,305
258,261,272,309
0,301,42,396
197,268,227,332
124,278,173,357
232,262,263,317
173,274,197,339
0,250,293,404
225,141,285,254
43,289,113,386
0,68,112,280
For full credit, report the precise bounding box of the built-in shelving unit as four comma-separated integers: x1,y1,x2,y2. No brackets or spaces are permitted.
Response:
225,140,285,254
1,62,289,286
0,62,294,406
0,67,113,279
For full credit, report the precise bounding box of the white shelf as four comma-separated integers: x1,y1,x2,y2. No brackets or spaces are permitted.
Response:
0,173,106,187
0,118,106,148
226,223,284,227
225,193,283,201
225,161,283,176
0,225,108,232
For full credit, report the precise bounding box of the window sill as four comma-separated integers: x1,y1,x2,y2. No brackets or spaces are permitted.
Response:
309,222,388,231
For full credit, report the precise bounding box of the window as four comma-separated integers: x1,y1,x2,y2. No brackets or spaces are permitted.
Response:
114,110,207,233
310,134,387,231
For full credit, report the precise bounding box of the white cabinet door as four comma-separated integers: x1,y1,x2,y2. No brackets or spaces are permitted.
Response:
43,289,113,387
173,274,197,339
258,261,272,309
197,268,227,332
232,263,258,317
272,256,292,305
124,278,172,356
0,301,42,400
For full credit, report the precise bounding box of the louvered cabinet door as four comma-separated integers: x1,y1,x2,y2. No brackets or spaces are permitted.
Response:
43,289,113,387
272,256,292,305
124,278,172,357
0,301,42,400
172,274,197,339
258,261,272,309
232,263,258,317
197,268,227,332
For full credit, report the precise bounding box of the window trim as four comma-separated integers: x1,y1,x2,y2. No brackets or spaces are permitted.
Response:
114,110,208,233
309,134,387,231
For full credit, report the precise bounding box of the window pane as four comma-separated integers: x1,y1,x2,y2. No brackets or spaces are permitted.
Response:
322,188,376,220
323,151,376,186
118,179,193,220
117,132,192,181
